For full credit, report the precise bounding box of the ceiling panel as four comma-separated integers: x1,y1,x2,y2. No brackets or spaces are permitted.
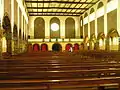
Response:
25,0,100,16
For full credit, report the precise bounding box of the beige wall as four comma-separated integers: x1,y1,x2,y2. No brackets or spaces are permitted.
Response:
107,9,117,32
28,16,80,39
4,0,11,18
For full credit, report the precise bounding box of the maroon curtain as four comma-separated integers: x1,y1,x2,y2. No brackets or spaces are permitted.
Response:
65,44,72,51
41,44,48,51
74,44,79,51
33,44,39,52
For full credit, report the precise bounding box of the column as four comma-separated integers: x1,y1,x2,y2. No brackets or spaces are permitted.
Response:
117,0,120,50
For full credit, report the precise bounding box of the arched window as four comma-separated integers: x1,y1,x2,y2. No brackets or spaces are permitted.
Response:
13,24,18,40
41,43,48,51
34,17,45,39
97,2,104,34
33,44,40,52
90,8,95,36
65,17,75,38
19,29,21,39
84,13,88,37
90,8,94,14
97,2,104,9
50,17,60,38
80,16,83,38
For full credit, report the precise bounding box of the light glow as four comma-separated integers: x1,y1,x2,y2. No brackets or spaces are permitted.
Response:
2,37,7,52
113,37,118,45
99,39,103,46
51,23,59,31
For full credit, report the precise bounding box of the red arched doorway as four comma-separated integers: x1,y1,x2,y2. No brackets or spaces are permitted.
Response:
33,44,40,52
41,43,48,51
74,43,79,51
65,43,72,51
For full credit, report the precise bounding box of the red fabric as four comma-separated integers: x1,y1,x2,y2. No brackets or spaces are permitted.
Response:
41,44,48,51
74,44,79,51
33,44,39,52
65,44,72,51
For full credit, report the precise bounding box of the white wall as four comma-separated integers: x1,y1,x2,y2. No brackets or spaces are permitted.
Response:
28,16,80,39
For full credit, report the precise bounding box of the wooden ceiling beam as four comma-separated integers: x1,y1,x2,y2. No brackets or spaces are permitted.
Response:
29,14,80,16
27,7,89,10
25,1,96,4
28,12,83,14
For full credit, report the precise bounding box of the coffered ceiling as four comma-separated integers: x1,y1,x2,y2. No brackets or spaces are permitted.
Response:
25,0,100,16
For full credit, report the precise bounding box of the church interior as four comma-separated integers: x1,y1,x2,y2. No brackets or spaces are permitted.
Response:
0,0,120,90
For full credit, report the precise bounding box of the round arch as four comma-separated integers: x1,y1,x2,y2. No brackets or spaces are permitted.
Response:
107,29,119,51
13,24,18,40
65,17,75,38
97,2,104,9
90,34,96,50
80,16,83,38
52,43,62,52
97,32,105,50
84,13,88,37
65,43,72,51
33,44,40,52
74,43,79,51
90,8,95,14
2,14,12,55
50,17,60,38
34,17,45,39
41,43,48,51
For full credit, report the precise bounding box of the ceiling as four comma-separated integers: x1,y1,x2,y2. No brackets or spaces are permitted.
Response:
25,0,100,16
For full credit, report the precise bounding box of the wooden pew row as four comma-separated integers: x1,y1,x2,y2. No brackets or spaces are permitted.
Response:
1,51,120,89
0,76,120,89
1,55,119,63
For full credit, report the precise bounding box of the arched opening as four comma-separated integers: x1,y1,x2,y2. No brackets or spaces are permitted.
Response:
2,14,12,55
80,43,84,50
13,24,18,54
90,8,95,14
33,44,40,52
50,17,60,38
90,8,95,37
74,43,79,51
84,13,88,37
83,36,89,50
90,34,96,50
41,43,48,51
97,2,104,9
107,29,119,51
52,43,62,52
19,29,21,39
34,17,45,39
65,17,75,38
97,32,105,50
27,44,33,53
80,16,83,38
97,2,104,34
65,43,72,51
2,37,7,52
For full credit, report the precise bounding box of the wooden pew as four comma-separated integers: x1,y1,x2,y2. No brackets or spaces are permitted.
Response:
1,51,120,89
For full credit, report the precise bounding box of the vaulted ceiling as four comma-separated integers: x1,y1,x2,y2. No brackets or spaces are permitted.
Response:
25,0,100,16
